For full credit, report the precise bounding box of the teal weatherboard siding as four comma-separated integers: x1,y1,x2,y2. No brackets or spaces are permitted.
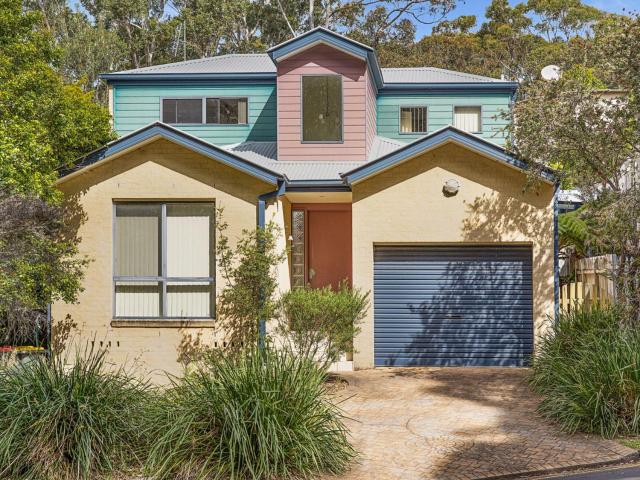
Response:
113,83,276,145
376,93,511,145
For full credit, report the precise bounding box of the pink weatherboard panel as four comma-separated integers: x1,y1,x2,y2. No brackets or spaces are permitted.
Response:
276,44,369,162
365,67,377,158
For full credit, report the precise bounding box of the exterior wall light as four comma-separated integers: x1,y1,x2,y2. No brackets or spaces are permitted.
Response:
443,178,460,196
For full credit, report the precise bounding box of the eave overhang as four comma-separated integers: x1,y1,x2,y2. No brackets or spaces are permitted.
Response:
379,82,518,94
99,72,277,84
341,126,556,185
57,122,283,185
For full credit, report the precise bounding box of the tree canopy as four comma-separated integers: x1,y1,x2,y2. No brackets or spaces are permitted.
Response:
21,0,623,103
0,0,112,345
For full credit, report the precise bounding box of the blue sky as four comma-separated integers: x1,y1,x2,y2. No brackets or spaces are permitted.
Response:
415,0,638,35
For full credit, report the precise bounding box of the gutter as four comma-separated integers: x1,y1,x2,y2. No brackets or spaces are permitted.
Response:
256,180,286,347
99,72,277,83
379,82,518,94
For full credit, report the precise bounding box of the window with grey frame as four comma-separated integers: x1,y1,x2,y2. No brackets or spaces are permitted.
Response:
400,106,427,133
302,75,343,142
161,98,248,125
113,202,215,319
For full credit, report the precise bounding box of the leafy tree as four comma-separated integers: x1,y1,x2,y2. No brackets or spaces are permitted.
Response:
509,14,640,321
215,209,286,354
80,0,168,69
0,0,112,345
527,0,603,41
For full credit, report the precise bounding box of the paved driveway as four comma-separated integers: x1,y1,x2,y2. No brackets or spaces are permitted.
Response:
334,368,635,480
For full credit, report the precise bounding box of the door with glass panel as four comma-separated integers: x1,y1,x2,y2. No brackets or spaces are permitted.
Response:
113,202,215,319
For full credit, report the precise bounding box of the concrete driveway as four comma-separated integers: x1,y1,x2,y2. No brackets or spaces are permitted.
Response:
334,368,635,480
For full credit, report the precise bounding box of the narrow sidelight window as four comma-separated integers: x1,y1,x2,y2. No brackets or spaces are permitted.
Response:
302,75,342,142
454,106,482,133
291,210,306,288
400,106,427,133
162,98,248,125
114,202,215,318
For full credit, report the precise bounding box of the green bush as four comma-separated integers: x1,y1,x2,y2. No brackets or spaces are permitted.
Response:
0,349,152,479
530,304,640,438
146,346,355,479
279,282,369,369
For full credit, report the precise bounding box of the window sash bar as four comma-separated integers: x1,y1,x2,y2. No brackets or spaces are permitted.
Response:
114,276,214,282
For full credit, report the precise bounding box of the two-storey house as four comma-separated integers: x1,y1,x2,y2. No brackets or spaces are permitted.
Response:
54,28,556,376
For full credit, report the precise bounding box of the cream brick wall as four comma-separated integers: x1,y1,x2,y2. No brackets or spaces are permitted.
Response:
54,139,282,382
351,142,555,369
55,138,554,378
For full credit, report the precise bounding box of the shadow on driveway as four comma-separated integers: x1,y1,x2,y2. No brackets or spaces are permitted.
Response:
335,368,634,480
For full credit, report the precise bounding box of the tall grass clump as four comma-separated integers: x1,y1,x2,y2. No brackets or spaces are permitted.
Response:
146,346,355,479
0,348,153,479
530,303,640,438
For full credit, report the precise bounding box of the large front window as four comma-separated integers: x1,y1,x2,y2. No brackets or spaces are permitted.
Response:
114,202,215,318
302,75,343,142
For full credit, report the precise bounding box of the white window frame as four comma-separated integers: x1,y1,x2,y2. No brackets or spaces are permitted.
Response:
112,202,215,319
399,106,428,134
453,105,483,133
160,97,249,125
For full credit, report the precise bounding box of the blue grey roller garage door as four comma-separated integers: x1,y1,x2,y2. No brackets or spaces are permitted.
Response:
374,245,533,367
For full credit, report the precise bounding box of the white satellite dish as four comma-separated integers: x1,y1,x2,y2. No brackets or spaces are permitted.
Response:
541,65,561,81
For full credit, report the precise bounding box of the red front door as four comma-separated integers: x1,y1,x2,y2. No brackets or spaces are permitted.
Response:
292,205,351,290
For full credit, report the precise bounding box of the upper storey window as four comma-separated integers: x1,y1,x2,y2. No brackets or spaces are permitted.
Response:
302,75,342,142
162,98,248,125
454,106,482,133
400,106,427,134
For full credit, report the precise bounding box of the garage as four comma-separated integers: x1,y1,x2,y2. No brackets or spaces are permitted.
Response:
373,245,534,367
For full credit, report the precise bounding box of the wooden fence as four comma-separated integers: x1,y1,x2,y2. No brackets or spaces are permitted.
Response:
560,255,617,311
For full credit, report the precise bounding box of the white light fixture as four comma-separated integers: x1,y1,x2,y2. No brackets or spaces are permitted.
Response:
443,178,460,195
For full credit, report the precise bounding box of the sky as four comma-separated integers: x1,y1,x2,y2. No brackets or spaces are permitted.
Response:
415,0,639,35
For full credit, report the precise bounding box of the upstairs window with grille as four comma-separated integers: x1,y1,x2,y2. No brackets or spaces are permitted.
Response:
400,106,427,134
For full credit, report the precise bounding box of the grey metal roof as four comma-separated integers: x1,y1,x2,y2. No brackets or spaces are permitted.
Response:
368,136,405,160
104,53,507,85
109,54,276,75
381,67,505,84
223,142,364,181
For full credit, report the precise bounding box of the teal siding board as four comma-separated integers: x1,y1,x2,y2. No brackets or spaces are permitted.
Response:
376,93,511,145
113,83,277,145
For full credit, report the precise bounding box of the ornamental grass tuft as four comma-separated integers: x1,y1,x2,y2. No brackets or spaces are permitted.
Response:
145,345,355,480
530,303,640,438
0,348,153,479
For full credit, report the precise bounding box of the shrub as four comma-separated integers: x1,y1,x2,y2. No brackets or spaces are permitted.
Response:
278,282,369,369
0,348,152,479
146,346,355,479
215,209,286,355
530,304,640,438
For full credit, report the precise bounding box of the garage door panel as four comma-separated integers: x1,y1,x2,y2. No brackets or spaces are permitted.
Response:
374,245,534,367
